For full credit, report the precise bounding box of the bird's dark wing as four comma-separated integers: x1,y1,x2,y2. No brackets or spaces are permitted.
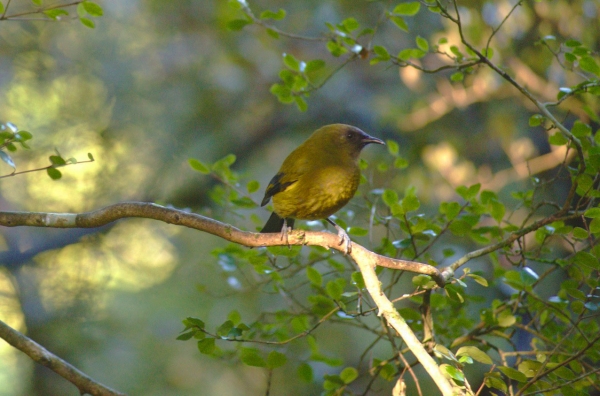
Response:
260,212,295,233
260,172,297,206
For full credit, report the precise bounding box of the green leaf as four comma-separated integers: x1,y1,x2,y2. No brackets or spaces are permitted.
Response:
485,373,507,393
283,53,300,71
266,351,287,369
467,273,488,287
416,36,429,51
240,347,267,367
449,219,472,236
340,367,358,384
389,15,408,31
259,9,286,20
571,120,591,137
498,366,527,382
176,331,195,341
246,180,260,193
456,346,493,365
47,167,62,180
394,157,408,168
412,274,434,287
217,320,234,337
348,227,368,236
450,72,464,82
393,2,421,16
326,41,348,57
43,9,69,19
373,45,391,61
573,251,599,269
351,272,365,289
590,217,600,235
231,197,256,208
584,208,600,218
79,17,95,28
183,317,205,329
579,56,600,76
490,200,505,223
294,96,307,112
49,155,66,166
456,183,480,200
189,158,210,174
227,19,251,31
87,152,95,161
382,189,399,207
398,48,426,60
548,132,568,145
440,201,461,220
297,363,313,382
266,28,279,39
442,364,464,382
326,279,345,300
227,310,241,326
518,360,543,378
306,266,323,287
529,114,543,126
82,1,103,17
386,139,399,155
305,59,325,73
401,193,420,212
197,338,216,355
565,39,581,47
341,17,359,32
572,227,588,239
497,310,516,327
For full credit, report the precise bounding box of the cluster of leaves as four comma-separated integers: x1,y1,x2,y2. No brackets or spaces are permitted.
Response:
0,122,95,180
226,0,496,111
185,121,600,393
0,122,32,171
189,1,600,394
0,0,103,28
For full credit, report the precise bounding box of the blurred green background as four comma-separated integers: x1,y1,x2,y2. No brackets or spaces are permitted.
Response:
0,0,597,395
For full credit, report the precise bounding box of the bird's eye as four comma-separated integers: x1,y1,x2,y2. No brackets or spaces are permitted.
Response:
346,132,356,140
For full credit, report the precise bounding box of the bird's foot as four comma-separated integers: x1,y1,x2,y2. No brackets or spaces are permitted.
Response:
334,224,352,254
279,224,292,249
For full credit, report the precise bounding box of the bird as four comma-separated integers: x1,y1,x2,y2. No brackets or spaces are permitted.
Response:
259,124,385,253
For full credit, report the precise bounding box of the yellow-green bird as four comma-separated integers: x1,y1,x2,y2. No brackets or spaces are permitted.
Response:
260,124,385,252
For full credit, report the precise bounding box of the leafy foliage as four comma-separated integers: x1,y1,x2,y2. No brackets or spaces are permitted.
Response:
178,1,600,395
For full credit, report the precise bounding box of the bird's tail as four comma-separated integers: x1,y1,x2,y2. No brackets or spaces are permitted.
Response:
260,212,294,233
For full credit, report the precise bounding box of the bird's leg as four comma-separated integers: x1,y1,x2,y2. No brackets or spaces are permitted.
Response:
280,218,290,248
326,218,352,254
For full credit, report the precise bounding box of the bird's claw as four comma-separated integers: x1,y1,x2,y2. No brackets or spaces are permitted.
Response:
280,225,293,249
335,225,352,254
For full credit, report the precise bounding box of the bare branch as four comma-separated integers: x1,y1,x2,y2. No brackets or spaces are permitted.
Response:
0,319,125,396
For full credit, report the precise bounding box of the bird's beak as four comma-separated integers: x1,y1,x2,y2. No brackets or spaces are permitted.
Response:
361,134,385,146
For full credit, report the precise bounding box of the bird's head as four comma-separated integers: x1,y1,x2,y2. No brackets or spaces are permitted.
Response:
312,124,385,159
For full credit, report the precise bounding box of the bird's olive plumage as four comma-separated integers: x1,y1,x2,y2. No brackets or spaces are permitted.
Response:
260,124,385,234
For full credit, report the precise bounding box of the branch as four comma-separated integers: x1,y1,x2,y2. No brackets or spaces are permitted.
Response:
0,201,454,394
0,202,446,285
0,319,125,396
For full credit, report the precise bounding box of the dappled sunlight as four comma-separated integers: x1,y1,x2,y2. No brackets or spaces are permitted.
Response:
0,268,27,396
400,71,504,132
33,221,178,313
422,142,477,199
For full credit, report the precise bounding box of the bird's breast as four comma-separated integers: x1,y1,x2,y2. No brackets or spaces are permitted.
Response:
272,165,360,220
